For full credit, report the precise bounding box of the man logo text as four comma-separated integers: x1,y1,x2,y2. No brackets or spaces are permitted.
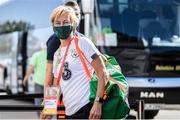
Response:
140,92,164,98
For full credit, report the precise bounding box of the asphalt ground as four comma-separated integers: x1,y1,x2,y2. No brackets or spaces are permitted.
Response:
0,99,180,119
129,109,180,119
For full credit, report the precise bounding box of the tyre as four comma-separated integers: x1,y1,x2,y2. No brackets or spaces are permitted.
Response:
145,110,159,119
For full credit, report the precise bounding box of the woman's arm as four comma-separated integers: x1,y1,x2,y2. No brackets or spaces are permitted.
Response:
89,55,108,119
92,55,108,99
44,61,54,94
45,61,54,85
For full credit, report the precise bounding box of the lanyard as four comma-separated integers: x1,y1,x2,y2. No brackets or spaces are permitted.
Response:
56,38,73,85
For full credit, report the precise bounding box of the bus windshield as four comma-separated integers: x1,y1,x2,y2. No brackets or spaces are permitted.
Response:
97,0,180,47
96,0,180,77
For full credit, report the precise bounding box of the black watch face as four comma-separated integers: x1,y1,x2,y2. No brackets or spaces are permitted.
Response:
99,98,104,103
95,97,103,103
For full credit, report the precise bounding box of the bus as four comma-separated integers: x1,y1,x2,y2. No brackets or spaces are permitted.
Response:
1,0,180,118
94,0,180,118
0,0,63,93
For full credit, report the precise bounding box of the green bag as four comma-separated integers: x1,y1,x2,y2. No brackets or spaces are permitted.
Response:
89,54,130,119
74,37,130,119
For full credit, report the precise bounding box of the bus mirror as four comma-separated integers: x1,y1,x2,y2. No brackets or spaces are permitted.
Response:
81,0,94,13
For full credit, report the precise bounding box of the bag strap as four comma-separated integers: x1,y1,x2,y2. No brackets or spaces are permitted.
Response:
74,37,127,94
74,37,92,80
109,77,127,93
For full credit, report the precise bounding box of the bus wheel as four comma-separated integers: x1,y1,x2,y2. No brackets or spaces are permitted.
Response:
145,110,159,119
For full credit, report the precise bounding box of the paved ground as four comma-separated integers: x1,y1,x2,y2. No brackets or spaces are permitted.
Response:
0,99,39,119
130,109,180,119
0,99,180,119
155,110,180,119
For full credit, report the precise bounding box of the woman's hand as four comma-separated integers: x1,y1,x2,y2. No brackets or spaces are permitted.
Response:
89,102,102,119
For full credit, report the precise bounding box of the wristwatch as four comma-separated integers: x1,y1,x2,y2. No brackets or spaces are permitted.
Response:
95,96,104,104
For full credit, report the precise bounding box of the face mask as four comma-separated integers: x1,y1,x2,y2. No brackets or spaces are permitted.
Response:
53,25,73,40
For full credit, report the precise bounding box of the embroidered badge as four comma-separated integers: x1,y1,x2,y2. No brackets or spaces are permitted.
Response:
62,62,72,80
71,49,78,58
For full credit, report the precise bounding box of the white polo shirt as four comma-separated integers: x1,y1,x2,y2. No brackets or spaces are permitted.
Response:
53,36,101,115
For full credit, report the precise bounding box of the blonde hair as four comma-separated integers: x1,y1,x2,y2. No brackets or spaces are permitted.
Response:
50,5,77,28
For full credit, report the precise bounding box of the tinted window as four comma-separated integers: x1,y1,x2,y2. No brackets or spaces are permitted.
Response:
98,0,180,47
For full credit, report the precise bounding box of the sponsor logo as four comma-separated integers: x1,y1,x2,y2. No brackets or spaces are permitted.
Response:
175,65,180,71
155,65,180,71
140,91,164,98
62,62,72,80
155,65,174,71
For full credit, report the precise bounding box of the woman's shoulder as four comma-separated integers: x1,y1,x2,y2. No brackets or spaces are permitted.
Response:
78,36,93,45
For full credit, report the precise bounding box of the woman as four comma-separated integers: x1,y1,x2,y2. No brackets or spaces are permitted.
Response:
51,6,108,119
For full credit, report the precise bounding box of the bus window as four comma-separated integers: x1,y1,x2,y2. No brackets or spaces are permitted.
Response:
96,0,180,77
97,0,180,48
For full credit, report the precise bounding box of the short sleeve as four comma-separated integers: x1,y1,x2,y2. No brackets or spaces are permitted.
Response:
29,53,37,67
78,37,101,63
47,34,60,61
